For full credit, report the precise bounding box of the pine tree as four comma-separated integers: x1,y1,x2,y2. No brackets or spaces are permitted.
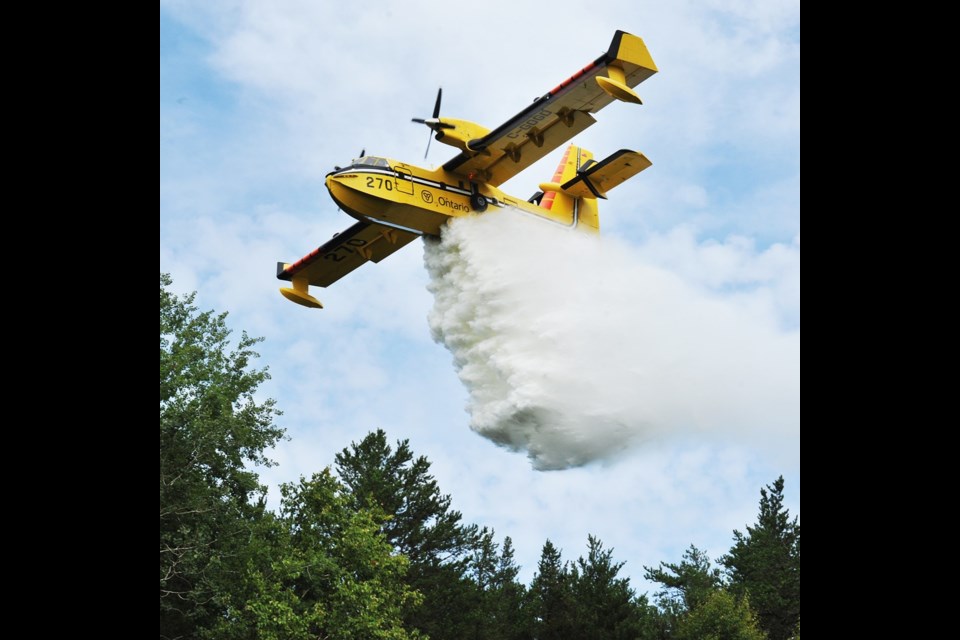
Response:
528,540,575,640
568,536,653,640
645,544,723,613
491,537,528,639
335,430,481,639
722,476,800,640
465,534,528,640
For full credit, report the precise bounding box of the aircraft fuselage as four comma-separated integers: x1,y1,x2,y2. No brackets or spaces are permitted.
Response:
325,156,595,237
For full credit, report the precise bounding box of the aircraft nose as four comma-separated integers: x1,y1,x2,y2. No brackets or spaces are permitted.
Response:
325,173,361,212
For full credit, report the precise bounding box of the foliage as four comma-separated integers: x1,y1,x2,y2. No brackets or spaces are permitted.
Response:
527,539,575,640
676,590,766,640
528,537,659,640
335,429,478,564
159,275,799,639
210,471,422,640
464,533,528,640
160,278,418,639
160,274,283,637
335,430,481,639
568,535,649,639
722,477,800,640
645,544,724,617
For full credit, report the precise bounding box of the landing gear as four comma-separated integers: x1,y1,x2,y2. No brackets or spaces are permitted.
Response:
470,186,488,212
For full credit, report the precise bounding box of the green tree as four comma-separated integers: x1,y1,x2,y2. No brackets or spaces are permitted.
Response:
490,536,529,640
465,533,528,640
211,471,422,640
645,544,723,614
335,430,481,639
568,536,657,640
528,540,575,640
721,477,800,640
675,590,765,640
160,274,284,637
629,594,665,640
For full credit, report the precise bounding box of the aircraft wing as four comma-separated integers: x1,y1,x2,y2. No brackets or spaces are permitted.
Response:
277,221,419,290
443,30,657,187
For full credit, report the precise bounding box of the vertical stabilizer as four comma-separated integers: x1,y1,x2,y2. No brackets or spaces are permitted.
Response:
538,145,599,230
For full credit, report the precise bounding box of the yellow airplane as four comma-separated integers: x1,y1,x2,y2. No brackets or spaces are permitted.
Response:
278,30,657,308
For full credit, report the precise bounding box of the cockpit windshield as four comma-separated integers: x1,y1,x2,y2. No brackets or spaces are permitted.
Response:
352,156,390,168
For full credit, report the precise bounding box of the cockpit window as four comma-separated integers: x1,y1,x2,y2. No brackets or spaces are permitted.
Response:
352,156,390,168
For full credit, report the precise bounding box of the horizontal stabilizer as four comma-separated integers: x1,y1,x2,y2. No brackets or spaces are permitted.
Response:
559,149,651,199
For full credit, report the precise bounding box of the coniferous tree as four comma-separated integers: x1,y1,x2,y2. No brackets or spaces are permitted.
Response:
335,430,481,639
645,544,723,615
491,537,529,639
160,274,799,640
465,533,528,640
722,476,800,640
528,540,575,640
568,536,656,640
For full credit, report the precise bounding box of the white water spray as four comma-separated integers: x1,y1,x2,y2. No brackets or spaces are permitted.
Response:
424,209,799,470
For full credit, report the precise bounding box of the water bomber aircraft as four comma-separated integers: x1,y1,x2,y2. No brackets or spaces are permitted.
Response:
277,30,657,308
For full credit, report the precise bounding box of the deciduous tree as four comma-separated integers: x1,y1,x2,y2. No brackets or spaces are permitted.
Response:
160,274,283,637
676,589,765,640
211,471,422,640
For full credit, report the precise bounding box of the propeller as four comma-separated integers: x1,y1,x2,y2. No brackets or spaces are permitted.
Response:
412,87,455,159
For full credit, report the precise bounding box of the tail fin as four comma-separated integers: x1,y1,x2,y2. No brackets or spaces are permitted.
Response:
539,145,600,230
539,144,652,231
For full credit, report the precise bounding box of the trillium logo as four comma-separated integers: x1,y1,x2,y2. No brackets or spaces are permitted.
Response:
421,190,434,203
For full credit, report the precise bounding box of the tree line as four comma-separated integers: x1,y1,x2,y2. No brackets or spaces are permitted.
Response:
161,275,799,639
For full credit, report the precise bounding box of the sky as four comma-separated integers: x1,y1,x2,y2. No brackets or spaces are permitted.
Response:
160,0,800,593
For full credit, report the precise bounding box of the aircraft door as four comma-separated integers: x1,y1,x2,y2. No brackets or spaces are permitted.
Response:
394,166,414,195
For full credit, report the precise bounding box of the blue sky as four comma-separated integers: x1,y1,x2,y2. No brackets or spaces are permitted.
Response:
160,0,799,592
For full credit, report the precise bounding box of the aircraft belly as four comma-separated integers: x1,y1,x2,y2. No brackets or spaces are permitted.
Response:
326,175,447,235
326,171,482,236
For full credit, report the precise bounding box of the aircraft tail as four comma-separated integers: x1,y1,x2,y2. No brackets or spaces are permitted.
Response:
538,144,651,231
538,145,596,228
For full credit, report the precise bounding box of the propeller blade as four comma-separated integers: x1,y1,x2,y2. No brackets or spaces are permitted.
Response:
415,87,448,159
432,87,443,119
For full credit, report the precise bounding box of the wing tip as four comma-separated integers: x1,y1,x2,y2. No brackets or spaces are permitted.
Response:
607,30,658,75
